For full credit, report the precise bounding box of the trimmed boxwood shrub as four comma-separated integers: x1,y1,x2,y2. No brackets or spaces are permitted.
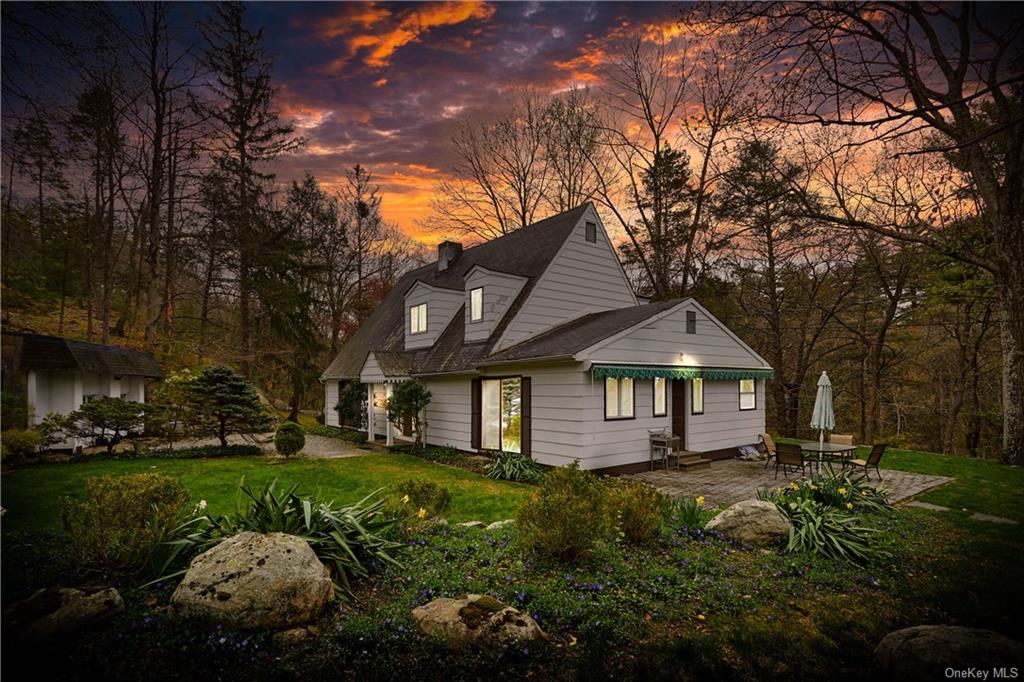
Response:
274,421,305,456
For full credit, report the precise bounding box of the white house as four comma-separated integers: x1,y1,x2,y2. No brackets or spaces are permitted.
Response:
1,332,163,443
321,204,772,474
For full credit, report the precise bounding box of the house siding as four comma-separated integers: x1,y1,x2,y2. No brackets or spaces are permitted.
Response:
324,381,340,427
422,376,473,450
584,302,765,368
580,373,673,470
497,207,636,350
463,267,528,343
404,283,463,350
684,378,766,452
359,354,387,383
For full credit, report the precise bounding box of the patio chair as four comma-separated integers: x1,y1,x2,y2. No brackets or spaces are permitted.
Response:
850,443,888,481
831,434,854,446
760,433,778,469
775,442,808,479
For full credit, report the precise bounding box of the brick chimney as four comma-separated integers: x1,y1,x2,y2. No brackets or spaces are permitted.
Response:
437,240,462,271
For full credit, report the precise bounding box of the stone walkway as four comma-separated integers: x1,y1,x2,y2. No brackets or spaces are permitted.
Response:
627,459,954,507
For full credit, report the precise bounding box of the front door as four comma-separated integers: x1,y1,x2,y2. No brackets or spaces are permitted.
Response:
671,379,686,444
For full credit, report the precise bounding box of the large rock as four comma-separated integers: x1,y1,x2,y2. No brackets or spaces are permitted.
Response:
412,594,546,648
171,531,332,630
875,625,1024,681
704,499,792,545
5,587,124,639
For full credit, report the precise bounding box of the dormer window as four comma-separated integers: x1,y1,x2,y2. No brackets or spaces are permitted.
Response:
410,303,427,334
470,287,483,322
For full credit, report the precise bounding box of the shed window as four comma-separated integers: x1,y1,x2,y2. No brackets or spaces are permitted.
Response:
410,303,427,334
470,287,483,322
604,377,634,420
585,221,597,243
691,378,704,415
653,377,667,417
686,310,696,334
739,379,756,410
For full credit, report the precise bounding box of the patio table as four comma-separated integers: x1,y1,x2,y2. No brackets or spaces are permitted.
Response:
798,441,856,470
650,434,681,471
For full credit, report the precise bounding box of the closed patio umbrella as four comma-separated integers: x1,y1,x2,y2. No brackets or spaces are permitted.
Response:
809,371,835,449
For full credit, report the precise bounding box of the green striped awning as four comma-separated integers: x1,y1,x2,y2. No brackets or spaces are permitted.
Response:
592,364,774,381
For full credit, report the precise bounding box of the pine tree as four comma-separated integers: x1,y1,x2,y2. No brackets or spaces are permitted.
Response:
186,365,271,447
199,1,301,374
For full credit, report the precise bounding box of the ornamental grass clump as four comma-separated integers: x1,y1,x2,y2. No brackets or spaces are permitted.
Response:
604,478,671,545
517,462,609,561
484,451,544,483
161,480,404,596
62,473,192,576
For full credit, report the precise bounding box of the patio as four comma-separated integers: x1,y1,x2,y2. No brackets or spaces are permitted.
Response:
627,459,954,507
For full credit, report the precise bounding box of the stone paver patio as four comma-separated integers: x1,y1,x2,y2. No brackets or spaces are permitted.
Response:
628,459,954,507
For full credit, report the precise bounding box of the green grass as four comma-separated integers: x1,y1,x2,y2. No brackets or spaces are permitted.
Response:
1,453,534,534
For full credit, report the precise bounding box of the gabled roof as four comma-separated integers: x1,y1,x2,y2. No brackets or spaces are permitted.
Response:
485,299,687,364
11,332,164,378
321,204,592,379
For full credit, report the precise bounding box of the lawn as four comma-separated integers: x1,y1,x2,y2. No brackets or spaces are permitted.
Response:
0,453,534,534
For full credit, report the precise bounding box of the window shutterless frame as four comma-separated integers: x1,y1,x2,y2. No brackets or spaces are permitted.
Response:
470,287,483,322
739,378,756,411
603,376,636,420
653,376,667,417
691,378,704,415
409,303,427,334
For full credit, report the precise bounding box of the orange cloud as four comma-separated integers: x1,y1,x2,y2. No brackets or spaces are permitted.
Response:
346,2,496,68
373,77,389,88
313,4,392,40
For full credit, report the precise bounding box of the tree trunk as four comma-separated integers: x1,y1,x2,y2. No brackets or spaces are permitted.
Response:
998,282,1024,464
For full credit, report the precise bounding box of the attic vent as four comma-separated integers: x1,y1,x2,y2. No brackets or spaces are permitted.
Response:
585,222,597,243
437,240,462,271
686,311,696,334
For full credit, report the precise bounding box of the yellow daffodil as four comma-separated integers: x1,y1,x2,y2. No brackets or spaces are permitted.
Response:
401,494,410,504
696,496,705,507
416,507,428,519
846,502,853,510
809,484,818,491
696,614,706,621
838,487,848,496
789,482,800,490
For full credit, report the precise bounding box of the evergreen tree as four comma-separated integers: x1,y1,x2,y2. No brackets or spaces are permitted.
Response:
186,365,271,447
199,1,302,374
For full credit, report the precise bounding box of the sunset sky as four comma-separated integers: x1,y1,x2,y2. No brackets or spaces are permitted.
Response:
247,1,681,242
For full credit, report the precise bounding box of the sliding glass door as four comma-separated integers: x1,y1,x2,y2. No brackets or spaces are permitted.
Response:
481,377,521,453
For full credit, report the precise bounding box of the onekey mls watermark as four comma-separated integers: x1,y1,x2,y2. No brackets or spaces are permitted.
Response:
945,668,1019,680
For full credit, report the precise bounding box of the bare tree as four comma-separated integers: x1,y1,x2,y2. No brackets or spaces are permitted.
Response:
696,2,1024,463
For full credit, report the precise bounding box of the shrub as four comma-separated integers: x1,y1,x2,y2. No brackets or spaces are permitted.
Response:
416,444,462,463
162,481,404,596
1,429,43,461
62,473,192,575
186,365,272,447
386,478,453,530
274,421,305,456
517,462,609,561
605,478,671,545
335,380,366,428
484,451,544,483
146,444,263,460
40,398,145,453
386,379,431,449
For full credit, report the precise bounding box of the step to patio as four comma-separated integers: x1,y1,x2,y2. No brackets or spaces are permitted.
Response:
675,451,712,471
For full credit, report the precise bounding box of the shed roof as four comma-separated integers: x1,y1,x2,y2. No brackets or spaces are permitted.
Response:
13,333,164,378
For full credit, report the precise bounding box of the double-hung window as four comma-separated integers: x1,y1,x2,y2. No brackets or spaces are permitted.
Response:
739,379,756,410
653,377,667,417
604,377,634,420
691,378,704,415
470,287,483,322
410,303,427,334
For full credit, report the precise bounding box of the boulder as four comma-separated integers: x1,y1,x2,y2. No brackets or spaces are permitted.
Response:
272,627,312,647
704,499,792,545
171,531,332,630
5,586,124,639
485,520,514,531
875,625,1024,681
457,521,486,529
412,594,546,648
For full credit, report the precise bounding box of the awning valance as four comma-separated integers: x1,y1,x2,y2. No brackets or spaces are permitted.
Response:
592,364,774,381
